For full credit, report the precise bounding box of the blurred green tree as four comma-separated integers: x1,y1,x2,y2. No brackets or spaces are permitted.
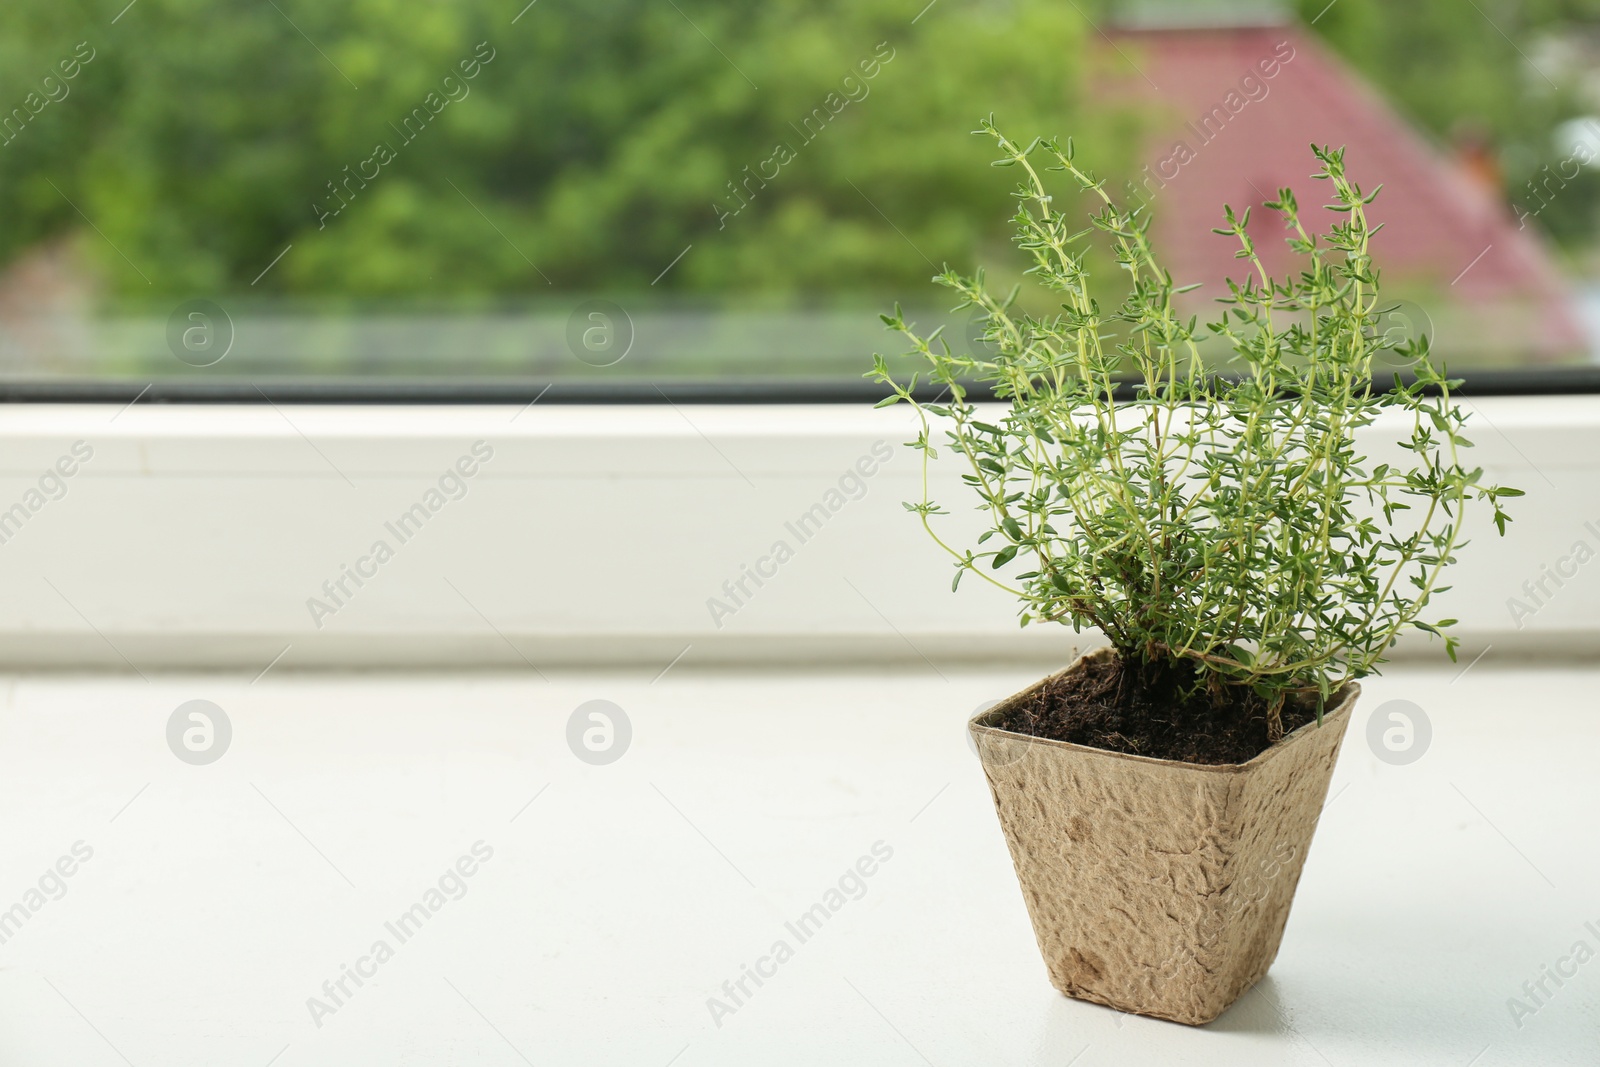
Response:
0,0,1102,301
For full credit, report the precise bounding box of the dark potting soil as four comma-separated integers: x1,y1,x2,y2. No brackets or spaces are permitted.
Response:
992,651,1323,765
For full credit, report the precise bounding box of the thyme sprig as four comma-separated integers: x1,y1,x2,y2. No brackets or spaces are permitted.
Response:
868,121,1521,738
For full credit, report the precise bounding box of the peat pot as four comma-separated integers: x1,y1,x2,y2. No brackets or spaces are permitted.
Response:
969,648,1359,1025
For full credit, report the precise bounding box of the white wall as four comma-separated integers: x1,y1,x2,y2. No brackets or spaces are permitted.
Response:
0,398,1591,672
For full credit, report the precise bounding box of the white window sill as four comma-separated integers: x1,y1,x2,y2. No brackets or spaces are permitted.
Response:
0,398,1590,670
0,662,1588,1063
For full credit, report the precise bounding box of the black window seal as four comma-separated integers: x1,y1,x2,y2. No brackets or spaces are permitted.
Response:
0,367,1594,405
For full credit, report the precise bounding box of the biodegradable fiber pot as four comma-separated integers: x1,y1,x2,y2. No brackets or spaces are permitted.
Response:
970,648,1358,1026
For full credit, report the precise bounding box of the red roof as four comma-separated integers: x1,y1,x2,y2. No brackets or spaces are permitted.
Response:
1102,24,1584,362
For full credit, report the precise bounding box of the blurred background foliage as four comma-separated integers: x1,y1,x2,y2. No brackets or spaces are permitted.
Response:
0,0,1108,301
1,0,1599,375
1296,0,1600,253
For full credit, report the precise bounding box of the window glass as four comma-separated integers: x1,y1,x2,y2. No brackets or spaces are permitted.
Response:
1,0,1594,387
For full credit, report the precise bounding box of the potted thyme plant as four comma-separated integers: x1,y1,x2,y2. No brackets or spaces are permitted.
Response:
868,122,1520,1025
